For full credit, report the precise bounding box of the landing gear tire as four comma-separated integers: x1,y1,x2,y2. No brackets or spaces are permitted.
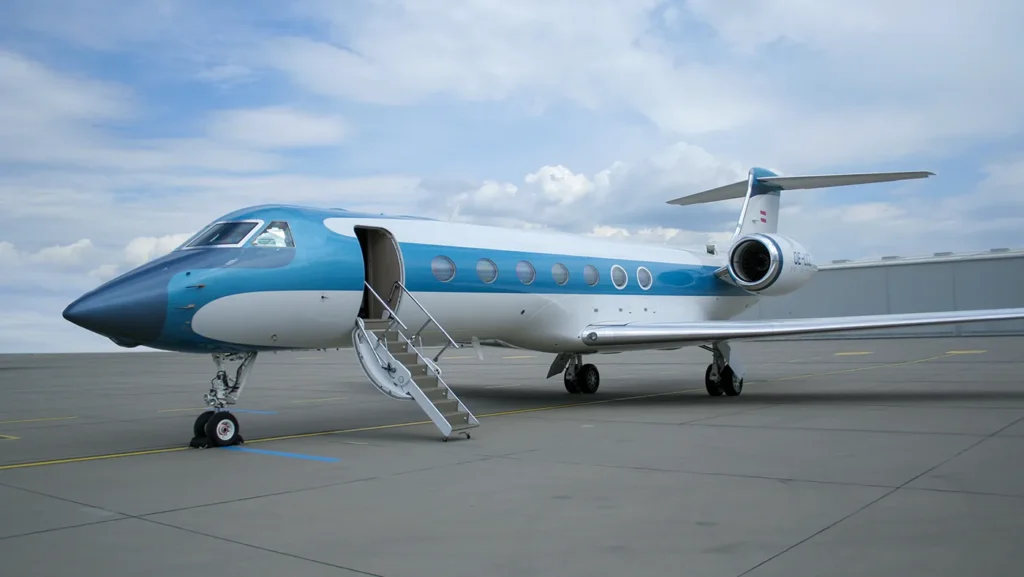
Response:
704,365,723,396
193,410,214,437
564,372,581,394
705,363,743,397
204,411,243,447
576,364,600,394
719,365,743,396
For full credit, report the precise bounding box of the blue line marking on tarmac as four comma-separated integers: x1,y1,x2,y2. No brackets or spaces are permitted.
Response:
222,446,340,462
230,409,277,415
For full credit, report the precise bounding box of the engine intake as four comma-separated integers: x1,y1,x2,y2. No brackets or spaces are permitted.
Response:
725,233,816,296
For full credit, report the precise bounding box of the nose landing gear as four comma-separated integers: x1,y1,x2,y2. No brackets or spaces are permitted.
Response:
189,351,258,449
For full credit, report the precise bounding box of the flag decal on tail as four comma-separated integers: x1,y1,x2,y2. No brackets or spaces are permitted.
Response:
759,210,767,223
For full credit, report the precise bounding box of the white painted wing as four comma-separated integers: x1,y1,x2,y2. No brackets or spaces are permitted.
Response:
580,308,1024,347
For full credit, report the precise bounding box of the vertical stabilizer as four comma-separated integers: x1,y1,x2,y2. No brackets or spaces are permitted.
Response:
732,167,781,239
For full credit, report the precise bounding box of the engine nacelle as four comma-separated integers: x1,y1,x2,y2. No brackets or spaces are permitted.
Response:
725,233,817,296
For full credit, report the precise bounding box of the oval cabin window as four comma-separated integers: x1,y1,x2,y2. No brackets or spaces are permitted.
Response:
476,258,498,283
552,263,570,286
637,266,653,290
516,260,536,284
431,256,456,282
583,264,600,286
611,264,628,289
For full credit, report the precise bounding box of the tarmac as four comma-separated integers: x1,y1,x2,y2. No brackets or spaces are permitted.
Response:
1,336,1023,577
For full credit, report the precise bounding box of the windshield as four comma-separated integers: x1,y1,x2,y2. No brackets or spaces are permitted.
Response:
185,221,259,247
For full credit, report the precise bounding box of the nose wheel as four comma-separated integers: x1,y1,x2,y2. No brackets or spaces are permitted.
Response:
189,352,256,449
192,410,242,447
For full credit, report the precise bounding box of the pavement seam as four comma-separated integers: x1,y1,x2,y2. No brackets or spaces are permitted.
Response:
734,409,1024,576
488,454,899,491
136,516,386,577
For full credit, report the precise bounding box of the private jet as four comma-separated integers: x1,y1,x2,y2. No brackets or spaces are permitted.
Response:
62,167,1024,447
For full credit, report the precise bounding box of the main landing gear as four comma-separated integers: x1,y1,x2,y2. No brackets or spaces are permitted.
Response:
563,353,600,394
189,351,258,449
701,342,744,397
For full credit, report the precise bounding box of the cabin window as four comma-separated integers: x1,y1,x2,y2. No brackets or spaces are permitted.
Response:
611,264,628,289
516,260,536,284
552,263,569,286
476,258,498,283
583,265,599,286
637,266,653,290
431,256,456,282
185,221,258,247
252,221,294,248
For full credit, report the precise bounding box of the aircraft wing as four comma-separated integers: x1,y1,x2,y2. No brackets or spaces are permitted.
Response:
580,308,1024,347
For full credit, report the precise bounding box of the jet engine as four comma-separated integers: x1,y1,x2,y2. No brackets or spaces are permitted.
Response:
725,233,817,296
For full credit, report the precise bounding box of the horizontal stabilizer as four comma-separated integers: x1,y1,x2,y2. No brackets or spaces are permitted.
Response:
666,170,934,206
581,307,1024,347
759,171,934,191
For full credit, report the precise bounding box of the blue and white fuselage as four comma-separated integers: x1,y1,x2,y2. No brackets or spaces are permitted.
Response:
62,204,760,355
61,167,1024,446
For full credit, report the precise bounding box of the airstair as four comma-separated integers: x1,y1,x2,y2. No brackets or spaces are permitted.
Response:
352,281,479,441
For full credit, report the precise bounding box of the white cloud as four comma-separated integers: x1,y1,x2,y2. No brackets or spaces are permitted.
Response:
123,233,193,267
28,239,94,267
207,107,349,149
261,0,768,134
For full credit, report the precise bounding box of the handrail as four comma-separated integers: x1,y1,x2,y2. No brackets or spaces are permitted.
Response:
389,280,460,351
363,281,409,331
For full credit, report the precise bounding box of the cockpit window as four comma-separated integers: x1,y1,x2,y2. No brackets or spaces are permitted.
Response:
251,221,294,248
185,221,259,247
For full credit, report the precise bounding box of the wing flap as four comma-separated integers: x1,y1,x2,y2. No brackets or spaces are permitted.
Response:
580,308,1024,347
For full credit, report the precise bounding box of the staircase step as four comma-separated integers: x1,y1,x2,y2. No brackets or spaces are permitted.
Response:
443,411,471,426
406,363,430,376
392,352,419,365
387,340,409,354
432,398,459,413
420,386,449,401
413,374,438,388
362,319,392,331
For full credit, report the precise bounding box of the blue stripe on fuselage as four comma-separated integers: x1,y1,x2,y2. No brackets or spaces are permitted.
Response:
397,241,747,297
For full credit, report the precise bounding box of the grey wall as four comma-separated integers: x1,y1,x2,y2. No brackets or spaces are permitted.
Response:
733,252,1024,338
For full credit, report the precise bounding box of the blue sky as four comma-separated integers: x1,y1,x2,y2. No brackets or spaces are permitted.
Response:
1,0,1022,352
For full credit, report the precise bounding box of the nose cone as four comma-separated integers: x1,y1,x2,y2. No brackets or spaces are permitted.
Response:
63,267,170,347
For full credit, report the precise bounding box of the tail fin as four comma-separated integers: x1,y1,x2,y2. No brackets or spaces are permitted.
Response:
666,167,934,239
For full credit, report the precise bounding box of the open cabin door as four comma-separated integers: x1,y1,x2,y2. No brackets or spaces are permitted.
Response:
355,226,405,319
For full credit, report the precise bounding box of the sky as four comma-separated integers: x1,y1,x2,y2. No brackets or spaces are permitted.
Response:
0,0,1022,353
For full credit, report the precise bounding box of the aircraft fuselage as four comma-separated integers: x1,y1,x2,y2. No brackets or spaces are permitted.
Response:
63,204,757,355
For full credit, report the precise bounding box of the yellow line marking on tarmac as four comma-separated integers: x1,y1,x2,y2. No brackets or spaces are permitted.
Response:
834,351,873,356
290,397,348,403
0,435,19,441
0,351,960,471
771,353,953,382
0,416,77,425
502,355,536,359
296,356,322,360
485,384,522,388
0,389,702,471
946,350,987,355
